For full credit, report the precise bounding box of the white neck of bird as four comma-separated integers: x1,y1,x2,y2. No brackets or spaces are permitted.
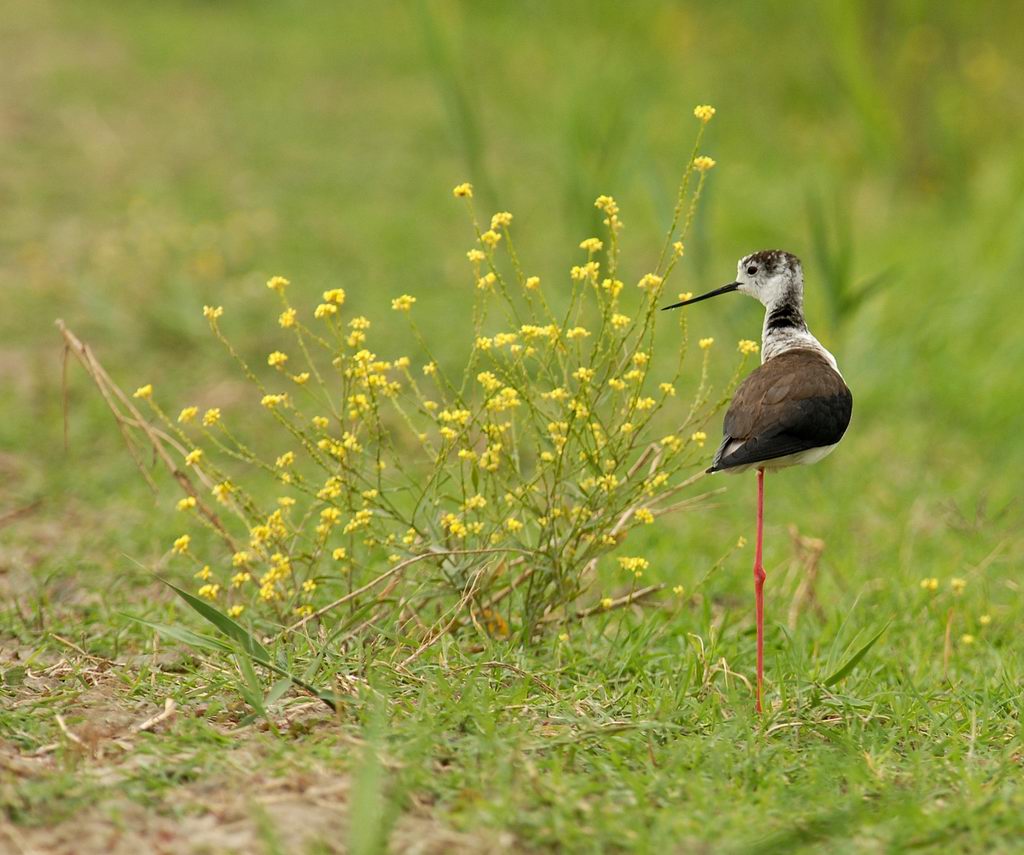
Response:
760,293,838,370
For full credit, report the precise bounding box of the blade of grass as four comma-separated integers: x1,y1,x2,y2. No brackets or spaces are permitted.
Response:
127,616,234,655
823,621,891,687
158,577,269,660
157,578,340,711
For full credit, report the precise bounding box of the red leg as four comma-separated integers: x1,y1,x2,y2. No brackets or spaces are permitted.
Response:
754,468,766,713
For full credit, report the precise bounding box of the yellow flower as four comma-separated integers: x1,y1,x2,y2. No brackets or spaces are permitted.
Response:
693,155,716,172
202,305,223,319
311,415,329,429
960,633,975,645
673,241,685,257
302,579,317,593
476,371,502,392
600,597,614,610
611,313,630,330
979,614,992,626
579,237,604,253
617,556,649,577
602,278,624,298
594,194,618,214
566,326,591,340
279,308,297,328
212,481,234,503
391,294,416,312
738,339,760,355
267,351,288,367
677,292,693,303
505,518,523,532
194,565,212,580
332,547,347,561
635,508,654,525
558,632,570,642
277,496,296,507
452,182,473,198
480,229,502,248
197,583,221,601
636,397,656,410
541,386,569,402
493,333,518,348
487,387,521,412
490,211,513,229
467,248,486,262
231,571,251,587
570,261,600,281
185,449,203,466
919,577,939,591
314,303,338,319
227,605,245,618
133,384,153,400
291,372,310,385
659,434,682,453
699,337,714,350
520,323,559,342
267,275,290,292
659,383,676,396
573,367,595,383
323,288,346,305
172,534,191,554
525,275,540,290
423,362,437,376
691,431,707,448
177,406,198,424
638,273,663,292
673,585,685,596
476,273,497,291
177,496,197,511
950,577,967,595
201,408,221,427
275,451,295,468
737,536,747,548
693,104,716,122
343,509,373,534
232,550,251,566
261,393,288,409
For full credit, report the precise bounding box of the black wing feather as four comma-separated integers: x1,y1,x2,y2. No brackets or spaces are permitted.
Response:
710,391,852,472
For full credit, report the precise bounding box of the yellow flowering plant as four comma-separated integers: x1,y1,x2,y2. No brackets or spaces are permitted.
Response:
61,106,755,657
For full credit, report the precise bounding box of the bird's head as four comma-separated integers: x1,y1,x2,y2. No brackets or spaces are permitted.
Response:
662,250,803,311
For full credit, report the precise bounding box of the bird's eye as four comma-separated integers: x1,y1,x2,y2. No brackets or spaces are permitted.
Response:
746,265,757,275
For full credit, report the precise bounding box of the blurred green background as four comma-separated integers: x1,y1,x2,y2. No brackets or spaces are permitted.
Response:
6,0,1024,478
4,1,1024,848
4,0,1023,607
6,0,1024,613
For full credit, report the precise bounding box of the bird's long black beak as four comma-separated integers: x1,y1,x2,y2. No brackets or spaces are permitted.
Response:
661,282,740,311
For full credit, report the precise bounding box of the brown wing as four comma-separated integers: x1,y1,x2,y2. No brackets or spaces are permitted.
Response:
709,348,852,472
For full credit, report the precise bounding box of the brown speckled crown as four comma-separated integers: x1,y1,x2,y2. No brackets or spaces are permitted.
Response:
742,250,801,275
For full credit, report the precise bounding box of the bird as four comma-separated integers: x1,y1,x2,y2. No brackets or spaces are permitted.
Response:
662,250,852,713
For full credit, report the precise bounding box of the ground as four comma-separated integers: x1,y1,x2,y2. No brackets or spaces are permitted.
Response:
4,2,1024,853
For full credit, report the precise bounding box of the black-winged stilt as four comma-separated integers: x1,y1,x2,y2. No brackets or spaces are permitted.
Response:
663,250,853,712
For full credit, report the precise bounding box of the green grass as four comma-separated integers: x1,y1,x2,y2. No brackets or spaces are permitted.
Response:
3,1,1024,852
